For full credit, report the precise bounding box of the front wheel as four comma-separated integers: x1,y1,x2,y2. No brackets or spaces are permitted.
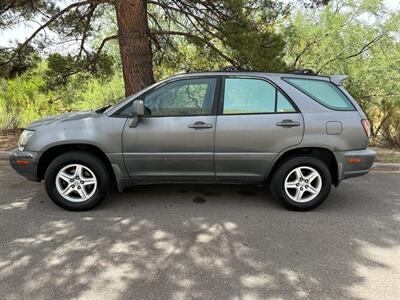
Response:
44,151,110,211
270,156,332,211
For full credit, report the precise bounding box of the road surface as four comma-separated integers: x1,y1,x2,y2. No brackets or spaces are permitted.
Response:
0,161,399,299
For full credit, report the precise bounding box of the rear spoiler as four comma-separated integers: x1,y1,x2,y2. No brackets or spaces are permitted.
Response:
330,75,348,86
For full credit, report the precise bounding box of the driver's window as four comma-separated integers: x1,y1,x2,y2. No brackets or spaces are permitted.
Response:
144,78,216,117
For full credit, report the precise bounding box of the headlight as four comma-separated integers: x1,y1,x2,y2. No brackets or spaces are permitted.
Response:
18,130,35,151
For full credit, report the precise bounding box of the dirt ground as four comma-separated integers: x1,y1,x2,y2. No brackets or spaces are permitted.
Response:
0,129,22,151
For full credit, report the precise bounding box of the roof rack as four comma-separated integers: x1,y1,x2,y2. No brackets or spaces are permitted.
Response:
289,69,317,75
183,67,323,76
218,67,319,75
184,66,241,73
218,66,243,72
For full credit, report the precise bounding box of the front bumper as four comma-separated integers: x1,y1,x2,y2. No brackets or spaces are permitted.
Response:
334,148,376,181
9,148,42,182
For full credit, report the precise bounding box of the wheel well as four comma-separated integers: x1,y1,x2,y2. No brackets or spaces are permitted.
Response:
268,147,339,186
37,144,116,182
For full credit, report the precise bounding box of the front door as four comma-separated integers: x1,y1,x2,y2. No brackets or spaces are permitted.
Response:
122,77,218,181
215,76,304,181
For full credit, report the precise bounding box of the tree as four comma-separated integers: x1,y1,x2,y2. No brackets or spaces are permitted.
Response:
0,0,293,96
282,0,400,146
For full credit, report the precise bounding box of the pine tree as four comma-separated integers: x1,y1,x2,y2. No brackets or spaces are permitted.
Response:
0,0,327,95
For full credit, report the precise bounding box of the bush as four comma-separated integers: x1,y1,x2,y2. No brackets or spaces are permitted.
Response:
0,64,124,129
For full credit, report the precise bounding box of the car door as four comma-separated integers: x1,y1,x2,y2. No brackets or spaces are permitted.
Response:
122,77,219,181
215,76,304,181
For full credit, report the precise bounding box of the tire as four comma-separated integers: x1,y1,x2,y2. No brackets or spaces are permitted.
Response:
270,156,332,211
44,151,110,211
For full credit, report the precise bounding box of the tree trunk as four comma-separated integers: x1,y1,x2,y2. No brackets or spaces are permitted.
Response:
115,0,154,96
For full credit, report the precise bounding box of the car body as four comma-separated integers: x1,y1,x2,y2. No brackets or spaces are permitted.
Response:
9,71,376,210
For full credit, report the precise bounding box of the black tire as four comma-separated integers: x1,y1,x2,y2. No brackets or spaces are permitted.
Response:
44,151,110,211
270,156,332,211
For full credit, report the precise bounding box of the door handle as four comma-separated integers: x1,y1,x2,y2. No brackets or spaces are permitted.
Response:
276,119,301,127
188,121,213,129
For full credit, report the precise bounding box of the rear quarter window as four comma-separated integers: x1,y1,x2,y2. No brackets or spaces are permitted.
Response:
282,77,355,111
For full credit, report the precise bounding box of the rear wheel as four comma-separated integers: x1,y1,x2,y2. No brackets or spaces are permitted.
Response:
44,151,110,211
270,156,332,211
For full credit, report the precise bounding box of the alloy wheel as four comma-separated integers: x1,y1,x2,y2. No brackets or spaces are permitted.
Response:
284,166,322,203
55,164,97,202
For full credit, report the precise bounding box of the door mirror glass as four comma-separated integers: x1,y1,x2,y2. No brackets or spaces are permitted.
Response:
129,100,144,128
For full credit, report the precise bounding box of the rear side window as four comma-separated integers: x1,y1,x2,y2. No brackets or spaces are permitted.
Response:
277,91,296,113
283,78,354,111
223,78,296,114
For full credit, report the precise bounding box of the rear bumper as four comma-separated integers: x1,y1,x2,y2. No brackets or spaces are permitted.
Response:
334,148,376,181
9,148,41,182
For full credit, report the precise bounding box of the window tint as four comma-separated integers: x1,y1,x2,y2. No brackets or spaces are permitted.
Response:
144,78,216,116
223,78,276,114
283,78,354,111
277,91,296,112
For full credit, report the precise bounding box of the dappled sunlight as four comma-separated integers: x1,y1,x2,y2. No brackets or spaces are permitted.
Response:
0,162,400,299
349,241,400,299
0,199,30,210
2,205,398,299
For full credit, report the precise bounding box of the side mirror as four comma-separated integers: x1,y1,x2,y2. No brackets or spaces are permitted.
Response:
129,100,144,128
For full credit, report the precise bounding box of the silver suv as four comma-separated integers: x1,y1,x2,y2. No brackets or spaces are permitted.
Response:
9,71,376,211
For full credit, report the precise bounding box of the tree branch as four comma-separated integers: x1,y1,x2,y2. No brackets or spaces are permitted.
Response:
147,0,219,28
1,0,107,66
77,4,98,60
0,0,17,15
88,34,119,71
316,32,387,74
151,30,238,67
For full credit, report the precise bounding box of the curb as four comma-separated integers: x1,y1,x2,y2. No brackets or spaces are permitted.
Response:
0,150,399,170
0,151,9,161
372,162,400,171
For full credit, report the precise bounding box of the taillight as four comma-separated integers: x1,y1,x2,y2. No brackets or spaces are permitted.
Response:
361,119,371,138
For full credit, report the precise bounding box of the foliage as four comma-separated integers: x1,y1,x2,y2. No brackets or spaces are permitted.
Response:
0,63,57,129
44,52,114,87
0,62,124,129
0,45,40,79
282,0,400,146
217,0,287,71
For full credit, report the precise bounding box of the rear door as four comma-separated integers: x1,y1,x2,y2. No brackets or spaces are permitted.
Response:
215,76,304,181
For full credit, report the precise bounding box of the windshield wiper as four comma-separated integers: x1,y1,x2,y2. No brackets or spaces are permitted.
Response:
95,105,111,114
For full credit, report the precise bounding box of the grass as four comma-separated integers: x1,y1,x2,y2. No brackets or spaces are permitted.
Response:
371,147,400,164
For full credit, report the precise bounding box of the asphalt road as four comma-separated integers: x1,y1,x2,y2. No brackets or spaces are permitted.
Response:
0,161,399,300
